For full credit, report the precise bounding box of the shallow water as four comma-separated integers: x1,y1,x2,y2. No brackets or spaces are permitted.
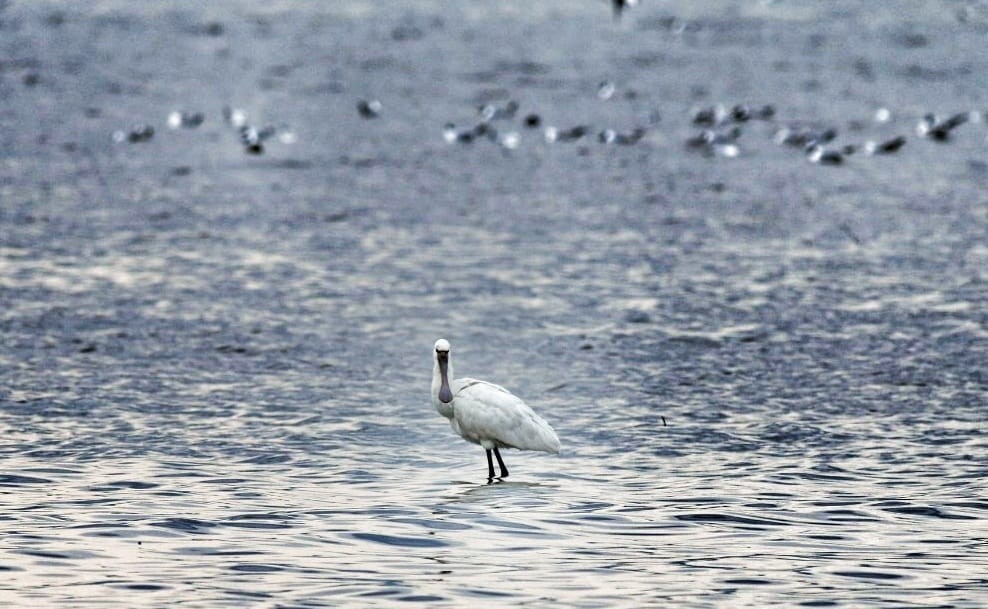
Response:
1,1,987,607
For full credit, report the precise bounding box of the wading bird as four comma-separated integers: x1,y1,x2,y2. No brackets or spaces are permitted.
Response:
431,339,560,481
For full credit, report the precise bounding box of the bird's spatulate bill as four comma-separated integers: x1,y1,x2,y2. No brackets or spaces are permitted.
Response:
438,356,453,403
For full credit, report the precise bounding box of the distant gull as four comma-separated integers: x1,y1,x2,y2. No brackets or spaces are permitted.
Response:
478,100,518,122
545,125,588,143
599,127,646,145
357,99,382,119
167,110,205,130
806,143,843,165
692,104,728,127
112,124,154,144
685,127,741,158
774,126,837,148
864,135,907,155
916,112,969,141
222,106,248,128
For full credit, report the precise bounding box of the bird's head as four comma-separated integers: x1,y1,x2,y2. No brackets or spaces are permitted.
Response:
434,339,453,403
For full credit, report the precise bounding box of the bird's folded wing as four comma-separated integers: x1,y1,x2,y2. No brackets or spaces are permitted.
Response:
453,380,561,453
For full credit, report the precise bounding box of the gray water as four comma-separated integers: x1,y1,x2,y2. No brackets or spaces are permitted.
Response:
1,1,987,606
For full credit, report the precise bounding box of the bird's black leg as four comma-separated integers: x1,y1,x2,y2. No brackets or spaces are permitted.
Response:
493,447,509,479
485,449,496,481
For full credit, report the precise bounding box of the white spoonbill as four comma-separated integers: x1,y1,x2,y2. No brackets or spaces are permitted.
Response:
431,338,561,480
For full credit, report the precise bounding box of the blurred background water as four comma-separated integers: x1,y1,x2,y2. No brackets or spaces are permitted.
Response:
1,1,986,606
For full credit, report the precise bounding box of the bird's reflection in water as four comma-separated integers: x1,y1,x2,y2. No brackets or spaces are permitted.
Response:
442,478,557,505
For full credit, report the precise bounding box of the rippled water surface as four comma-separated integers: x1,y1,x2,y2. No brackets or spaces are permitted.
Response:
2,1,987,607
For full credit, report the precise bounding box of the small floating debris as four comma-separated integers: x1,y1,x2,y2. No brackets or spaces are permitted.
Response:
113,124,155,144
864,135,907,155
839,222,863,245
624,310,651,323
806,143,843,165
167,110,205,130
524,113,541,128
597,80,616,101
916,112,969,141
357,99,382,119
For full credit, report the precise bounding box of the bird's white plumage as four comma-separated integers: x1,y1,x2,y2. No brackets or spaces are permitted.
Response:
431,340,560,457
449,378,561,453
